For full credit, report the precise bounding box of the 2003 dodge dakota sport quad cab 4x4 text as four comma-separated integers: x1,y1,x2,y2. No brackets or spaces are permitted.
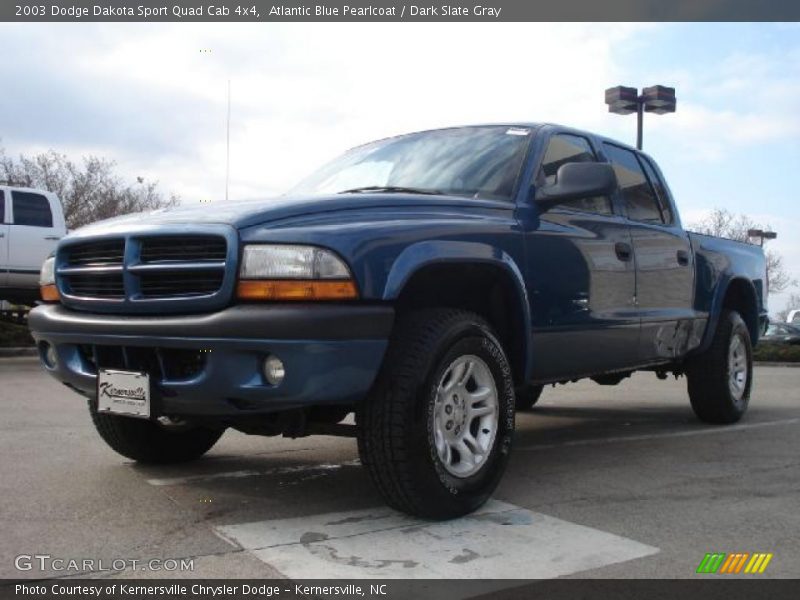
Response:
29,124,768,519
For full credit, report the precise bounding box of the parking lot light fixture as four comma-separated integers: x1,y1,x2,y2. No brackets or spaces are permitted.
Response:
747,229,777,247
605,85,676,150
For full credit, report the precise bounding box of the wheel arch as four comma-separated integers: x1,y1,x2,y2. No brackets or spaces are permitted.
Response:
383,241,532,386
699,276,760,352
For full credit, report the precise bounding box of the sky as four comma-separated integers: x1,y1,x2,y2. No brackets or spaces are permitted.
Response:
0,22,798,314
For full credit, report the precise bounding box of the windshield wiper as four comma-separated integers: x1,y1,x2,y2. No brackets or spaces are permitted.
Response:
337,185,444,196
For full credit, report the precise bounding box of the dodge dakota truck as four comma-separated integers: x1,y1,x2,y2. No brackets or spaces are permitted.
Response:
29,124,768,518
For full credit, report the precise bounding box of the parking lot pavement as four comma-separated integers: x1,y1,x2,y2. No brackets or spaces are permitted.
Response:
1,356,798,581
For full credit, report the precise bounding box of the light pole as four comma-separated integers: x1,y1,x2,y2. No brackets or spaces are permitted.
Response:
225,78,231,202
747,229,777,295
605,85,677,150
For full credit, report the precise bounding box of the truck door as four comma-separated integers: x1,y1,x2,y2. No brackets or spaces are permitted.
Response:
0,190,9,289
522,133,639,381
601,143,696,362
7,190,61,290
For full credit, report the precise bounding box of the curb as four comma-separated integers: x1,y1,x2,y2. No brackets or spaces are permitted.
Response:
0,347,38,358
754,361,800,368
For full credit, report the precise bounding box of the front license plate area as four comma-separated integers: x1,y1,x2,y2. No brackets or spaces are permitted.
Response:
97,369,151,419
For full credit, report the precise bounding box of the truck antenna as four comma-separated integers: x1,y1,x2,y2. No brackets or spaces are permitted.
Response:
225,78,231,202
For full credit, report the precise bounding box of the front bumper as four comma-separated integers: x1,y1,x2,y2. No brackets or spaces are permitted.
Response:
29,303,393,417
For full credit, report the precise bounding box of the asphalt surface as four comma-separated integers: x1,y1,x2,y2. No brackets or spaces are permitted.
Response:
1,357,798,580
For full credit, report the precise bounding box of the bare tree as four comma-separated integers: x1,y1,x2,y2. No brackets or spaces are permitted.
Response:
0,147,178,230
690,208,795,295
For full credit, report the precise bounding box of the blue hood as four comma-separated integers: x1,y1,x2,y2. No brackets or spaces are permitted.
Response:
71,193,510,236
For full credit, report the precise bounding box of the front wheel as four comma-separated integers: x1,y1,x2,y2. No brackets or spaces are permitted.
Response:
89,402,224,464
686,309,753,424
357,309,515,519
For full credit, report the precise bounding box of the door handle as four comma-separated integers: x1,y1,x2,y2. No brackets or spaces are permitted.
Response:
0,233,4,238
614,241,633,262
44,236,62,241
677,249,690,266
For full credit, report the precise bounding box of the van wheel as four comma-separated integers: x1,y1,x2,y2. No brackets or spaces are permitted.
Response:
515,385,544,411
357,308,515,519
89,402,224,463
686,309,752,424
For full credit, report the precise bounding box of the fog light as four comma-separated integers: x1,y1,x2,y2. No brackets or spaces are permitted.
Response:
41,342,57,369
263,355,285,386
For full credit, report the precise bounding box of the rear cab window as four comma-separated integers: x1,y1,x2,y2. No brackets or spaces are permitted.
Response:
538,134,613,215
602,143,664,224
638,155,675,225
12,191,53,227
0,190,5,223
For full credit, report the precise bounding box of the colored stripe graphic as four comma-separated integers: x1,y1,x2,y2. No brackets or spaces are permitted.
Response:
734,553,750,573
744,553,774,574
699,552,774,574
697,553,726,573
719,553,749,573
718,553,735,573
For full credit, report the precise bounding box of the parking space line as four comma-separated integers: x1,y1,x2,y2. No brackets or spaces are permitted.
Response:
216,500,659,580
518,417,800,451
146,459,360,486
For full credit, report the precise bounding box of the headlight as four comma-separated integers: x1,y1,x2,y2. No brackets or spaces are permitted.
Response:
39,256,60,302
237,245,357,301
240,245,351,279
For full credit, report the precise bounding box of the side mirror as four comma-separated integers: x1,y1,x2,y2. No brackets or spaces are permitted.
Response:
534,162,617,210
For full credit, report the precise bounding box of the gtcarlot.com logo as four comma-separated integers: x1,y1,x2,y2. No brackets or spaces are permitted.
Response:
14,554,194,573
696,552,773,574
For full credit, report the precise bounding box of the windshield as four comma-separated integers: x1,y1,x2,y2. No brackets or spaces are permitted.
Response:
290,126,532,201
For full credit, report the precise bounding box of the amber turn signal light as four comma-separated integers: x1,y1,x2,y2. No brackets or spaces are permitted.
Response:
237,280,358,301
40,284,61,302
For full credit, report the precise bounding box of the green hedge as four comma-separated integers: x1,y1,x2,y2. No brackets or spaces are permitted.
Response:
0,322,34,347
753,342,800,363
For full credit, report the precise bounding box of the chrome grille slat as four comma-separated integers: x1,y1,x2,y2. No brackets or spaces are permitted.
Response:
128,261,225,273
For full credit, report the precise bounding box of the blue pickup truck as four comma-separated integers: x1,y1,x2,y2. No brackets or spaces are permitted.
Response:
29,124,768,518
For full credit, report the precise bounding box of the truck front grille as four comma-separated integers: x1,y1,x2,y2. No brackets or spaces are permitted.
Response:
57,231,233,313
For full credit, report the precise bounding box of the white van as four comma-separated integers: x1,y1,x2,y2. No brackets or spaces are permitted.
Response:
0,185,67,305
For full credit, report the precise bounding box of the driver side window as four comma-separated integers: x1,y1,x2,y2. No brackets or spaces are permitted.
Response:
537,134,613,215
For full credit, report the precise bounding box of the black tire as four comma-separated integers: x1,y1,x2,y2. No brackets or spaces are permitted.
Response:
515,384,544,411
357,308,515,519
686,309,752,424
89,402,224,464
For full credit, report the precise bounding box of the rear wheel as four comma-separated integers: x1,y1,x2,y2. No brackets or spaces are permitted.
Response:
357,309,515,519
686,309,752,424
89,402,224,464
